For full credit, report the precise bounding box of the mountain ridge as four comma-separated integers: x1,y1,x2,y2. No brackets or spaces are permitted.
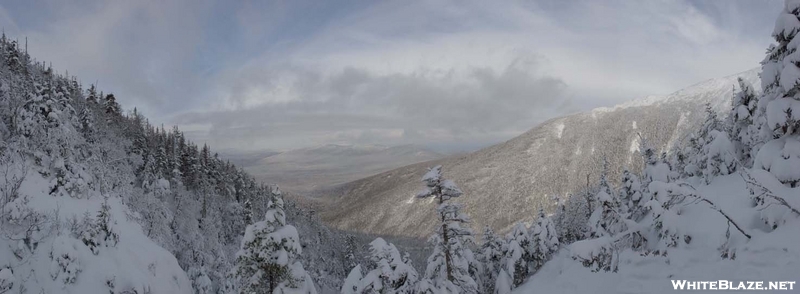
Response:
310,68,762,237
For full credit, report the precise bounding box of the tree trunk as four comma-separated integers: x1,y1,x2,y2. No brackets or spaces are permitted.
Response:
440,196,454,282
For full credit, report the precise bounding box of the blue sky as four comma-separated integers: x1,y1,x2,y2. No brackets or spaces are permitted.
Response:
0,0,784,152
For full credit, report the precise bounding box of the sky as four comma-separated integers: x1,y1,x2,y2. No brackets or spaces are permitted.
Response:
0,0,784,153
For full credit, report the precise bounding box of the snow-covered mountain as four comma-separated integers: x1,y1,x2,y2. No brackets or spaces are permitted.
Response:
242,144,443,195
0,36,384,294
316,68,761,238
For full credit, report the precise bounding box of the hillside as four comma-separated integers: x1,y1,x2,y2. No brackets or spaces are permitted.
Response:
0,35,381,294
317,69,761,237
243,144,442,195
515,170,800,293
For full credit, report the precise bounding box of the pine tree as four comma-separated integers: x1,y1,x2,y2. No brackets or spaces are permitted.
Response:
477,227,507,294
416,165,477,293
587,189,627,239
501,234,525,288
529,209,559,272
686,106,738,184
493,269,512,294
700,130,738,184
639,135,670,186
618,169,642,218
341,265,363,294
349,238,418,294
81,197,119,255
729,78,759,166
752,0,800,187
233,193,316,294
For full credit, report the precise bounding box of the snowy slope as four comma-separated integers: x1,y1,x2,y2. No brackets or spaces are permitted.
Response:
515,171,800,293
316,69,761,238
0,163,191,293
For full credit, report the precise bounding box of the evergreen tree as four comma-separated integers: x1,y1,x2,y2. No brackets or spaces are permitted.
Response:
81,197,119,255
416,165,477,293
618,169,643,218
587,189,627,239
477,227,507,294
342,265,364,294
348,238,418,294
529,209,559,272
686,106,738,184
752,1,800,187
233,193,316,294
728,77,759,167
700,130,738,184
493,269,512,294
503,223,532,287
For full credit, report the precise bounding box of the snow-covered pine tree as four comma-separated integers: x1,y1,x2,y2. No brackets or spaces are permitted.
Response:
556,192,591,244
587,189,627,239
416,165,478,294
569,195,625,272
618,169,643,219
529,209,559,272
642,181,693,253
700,130,738,184
729,77,759,167
233,193,316,294
682,134,703,178
81,197,119,255
639,135,668,185
493,269,512,294
504,223,530,287
477,227,507,294
349,238,418,294
751,0,800,187
686,105,738,184
342,265,363,294
730,4,800,226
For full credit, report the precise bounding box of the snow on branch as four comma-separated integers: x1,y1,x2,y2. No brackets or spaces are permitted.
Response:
739,168,800,217
673,183,751,240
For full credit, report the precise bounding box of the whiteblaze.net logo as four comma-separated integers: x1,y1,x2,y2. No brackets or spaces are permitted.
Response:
671,280,796,291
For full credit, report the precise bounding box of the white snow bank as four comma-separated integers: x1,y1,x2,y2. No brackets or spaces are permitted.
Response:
516,172,800,294
0,167,191,294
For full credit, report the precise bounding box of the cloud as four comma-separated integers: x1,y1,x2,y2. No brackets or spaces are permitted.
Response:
4,0,214,117
0,0,783,152
175,54,567,151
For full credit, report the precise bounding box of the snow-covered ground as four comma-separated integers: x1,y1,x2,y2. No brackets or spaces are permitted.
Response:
0,165,191,293
516,172,800,293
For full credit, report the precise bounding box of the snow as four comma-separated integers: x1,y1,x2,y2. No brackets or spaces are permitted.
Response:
0,267,13,292
515,172,800,294
754,136,800,184
494,269,512,294
341,265,363,294
788,0,800,12
555,122,565,139
422,165,442,184
632,121,637,130
592,95,665,114
629,138,639,153
773,11,800,39
766,97,800,132
0,167,191,294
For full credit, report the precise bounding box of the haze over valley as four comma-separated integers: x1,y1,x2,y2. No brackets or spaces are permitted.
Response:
1,1,798,294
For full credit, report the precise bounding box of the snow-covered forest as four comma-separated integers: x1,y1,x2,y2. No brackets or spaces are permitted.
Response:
1,1,800,294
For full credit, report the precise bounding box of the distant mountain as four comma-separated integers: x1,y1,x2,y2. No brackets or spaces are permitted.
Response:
217,149,280,168
314,69,761,238
242,144,443,194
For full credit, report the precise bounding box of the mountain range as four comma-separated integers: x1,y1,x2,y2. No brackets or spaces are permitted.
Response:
310,68,761,237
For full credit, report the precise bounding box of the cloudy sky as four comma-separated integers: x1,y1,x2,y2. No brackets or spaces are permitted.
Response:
0,0,783,152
